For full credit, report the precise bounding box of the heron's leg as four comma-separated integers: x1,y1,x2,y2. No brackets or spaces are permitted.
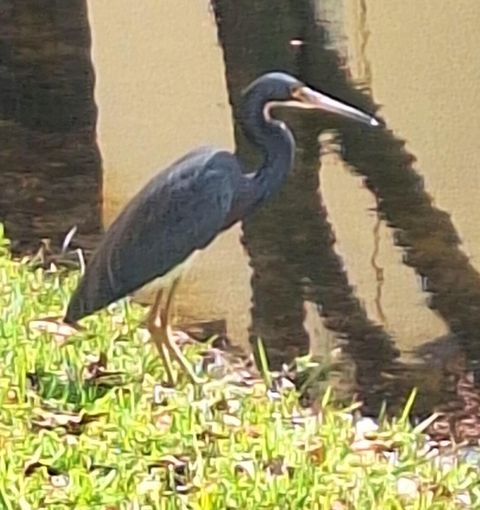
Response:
161,277,204,384
147,288,175,386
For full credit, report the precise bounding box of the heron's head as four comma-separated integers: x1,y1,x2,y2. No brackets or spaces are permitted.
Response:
243,72,379,127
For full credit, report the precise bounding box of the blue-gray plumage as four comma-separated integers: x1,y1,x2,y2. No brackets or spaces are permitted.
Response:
65,72,379,384
65,148,241,322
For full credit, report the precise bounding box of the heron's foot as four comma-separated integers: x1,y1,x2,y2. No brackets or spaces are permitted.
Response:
149,322,205,386
147,281,205,386
164,325,206,385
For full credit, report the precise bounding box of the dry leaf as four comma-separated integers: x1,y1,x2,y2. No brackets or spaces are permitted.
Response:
396,477,418,498
235,460,255,479
413,412,441,434
351,438,395,454
244,424,263,438
148,455,188,470
265,456,286,476
354,417,379,440
138,476,162,494
171,483,195,494
153,384,178,404
197,428,229,441
212,397,241,414
306,444,325,464
31,408,107,434
457,492,472,506
29,317,80,345
50,474,69,488
222,414,241,428
83,352,125,385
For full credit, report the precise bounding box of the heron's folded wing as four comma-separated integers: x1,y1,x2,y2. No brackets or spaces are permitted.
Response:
65,149,237,322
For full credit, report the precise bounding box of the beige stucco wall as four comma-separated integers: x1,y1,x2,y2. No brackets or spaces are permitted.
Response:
86,1,233,218
86,0,253,346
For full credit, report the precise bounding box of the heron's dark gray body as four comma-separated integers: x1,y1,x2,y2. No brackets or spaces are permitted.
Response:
65,72,377,326
65,137,290,323
66,148,241,322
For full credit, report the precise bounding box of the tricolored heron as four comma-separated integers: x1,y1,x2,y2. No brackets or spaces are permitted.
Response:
65,72,379,385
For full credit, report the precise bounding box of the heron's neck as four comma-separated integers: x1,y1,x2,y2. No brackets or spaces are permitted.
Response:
239,94,295,201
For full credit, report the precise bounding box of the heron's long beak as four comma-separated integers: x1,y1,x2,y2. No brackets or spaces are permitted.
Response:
293,86,379,127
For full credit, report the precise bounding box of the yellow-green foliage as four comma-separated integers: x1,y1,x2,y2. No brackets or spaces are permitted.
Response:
0,226,477,509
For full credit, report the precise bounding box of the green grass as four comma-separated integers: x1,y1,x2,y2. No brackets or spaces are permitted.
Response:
0,225,478,509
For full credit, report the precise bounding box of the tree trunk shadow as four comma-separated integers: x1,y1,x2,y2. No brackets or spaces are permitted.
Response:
0,0,102,254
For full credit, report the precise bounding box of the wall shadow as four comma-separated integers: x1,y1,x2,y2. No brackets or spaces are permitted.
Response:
0,1,102,254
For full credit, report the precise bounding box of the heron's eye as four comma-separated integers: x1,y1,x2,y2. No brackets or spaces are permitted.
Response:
291,85,306,101
291,86,300,97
